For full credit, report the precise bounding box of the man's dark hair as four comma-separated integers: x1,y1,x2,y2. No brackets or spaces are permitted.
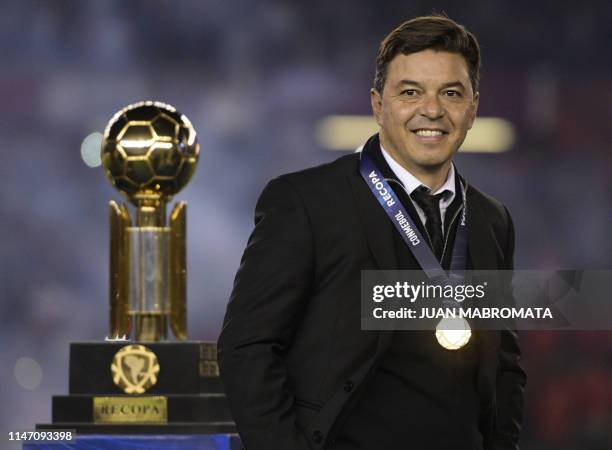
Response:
373,15,481,95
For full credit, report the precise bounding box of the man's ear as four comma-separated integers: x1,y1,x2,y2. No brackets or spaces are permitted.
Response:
370,88,383,126
468,91,479,130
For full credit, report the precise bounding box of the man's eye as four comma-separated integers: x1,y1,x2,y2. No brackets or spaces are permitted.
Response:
400,89,417,96
444,90,461,97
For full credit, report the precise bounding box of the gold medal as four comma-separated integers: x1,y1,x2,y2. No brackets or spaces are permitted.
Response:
435,317,471,350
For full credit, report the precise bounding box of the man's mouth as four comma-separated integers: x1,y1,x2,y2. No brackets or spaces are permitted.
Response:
412,129,448,137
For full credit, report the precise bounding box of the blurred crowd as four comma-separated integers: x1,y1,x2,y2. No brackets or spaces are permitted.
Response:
1,1,610,448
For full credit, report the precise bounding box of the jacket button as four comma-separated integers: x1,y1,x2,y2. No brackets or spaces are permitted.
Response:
344,380,354,392
312,430,324,444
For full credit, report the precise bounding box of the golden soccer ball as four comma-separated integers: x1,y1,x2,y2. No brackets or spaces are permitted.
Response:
101,101,199,200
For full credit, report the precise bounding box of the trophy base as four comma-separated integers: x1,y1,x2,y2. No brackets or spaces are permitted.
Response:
40,341,236,434
69,341,222,394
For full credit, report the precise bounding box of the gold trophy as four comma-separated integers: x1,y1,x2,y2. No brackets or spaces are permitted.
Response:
39,102,234,436
101,100,199,342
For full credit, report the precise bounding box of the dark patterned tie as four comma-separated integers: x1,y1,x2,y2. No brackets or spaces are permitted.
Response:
410,186,445,261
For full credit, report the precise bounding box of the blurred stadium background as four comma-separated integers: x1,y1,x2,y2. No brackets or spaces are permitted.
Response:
1,1,611,448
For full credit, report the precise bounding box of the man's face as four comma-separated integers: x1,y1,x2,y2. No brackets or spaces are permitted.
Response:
371,50,479,175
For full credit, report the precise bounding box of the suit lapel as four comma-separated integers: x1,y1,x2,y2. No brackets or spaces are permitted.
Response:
348,170,398,356
466,187,498,270
348,174,398,271
347,136,400,357
348,135,399,271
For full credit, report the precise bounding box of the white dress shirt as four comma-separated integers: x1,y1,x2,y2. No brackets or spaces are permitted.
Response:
380,144,456,233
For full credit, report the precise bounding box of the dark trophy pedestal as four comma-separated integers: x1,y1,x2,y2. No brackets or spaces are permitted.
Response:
37,342,236,436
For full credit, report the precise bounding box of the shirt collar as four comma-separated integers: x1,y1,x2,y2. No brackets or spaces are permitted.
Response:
379,143,456,199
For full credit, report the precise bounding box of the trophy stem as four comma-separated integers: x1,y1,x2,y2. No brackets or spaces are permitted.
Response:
128,226,171,342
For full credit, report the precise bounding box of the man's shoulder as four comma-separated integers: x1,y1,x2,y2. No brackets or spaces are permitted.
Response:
274,152,360,192
466,182,511,225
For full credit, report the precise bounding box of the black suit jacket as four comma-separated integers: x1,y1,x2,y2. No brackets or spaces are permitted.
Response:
218,135,526,450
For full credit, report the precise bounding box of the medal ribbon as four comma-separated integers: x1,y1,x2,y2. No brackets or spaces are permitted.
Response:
359,151,468,282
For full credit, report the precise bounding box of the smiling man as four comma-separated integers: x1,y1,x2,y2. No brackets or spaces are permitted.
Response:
372,49,478,191
218,16,526,450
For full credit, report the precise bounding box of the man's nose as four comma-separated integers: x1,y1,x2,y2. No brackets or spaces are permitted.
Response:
419,94,444,119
